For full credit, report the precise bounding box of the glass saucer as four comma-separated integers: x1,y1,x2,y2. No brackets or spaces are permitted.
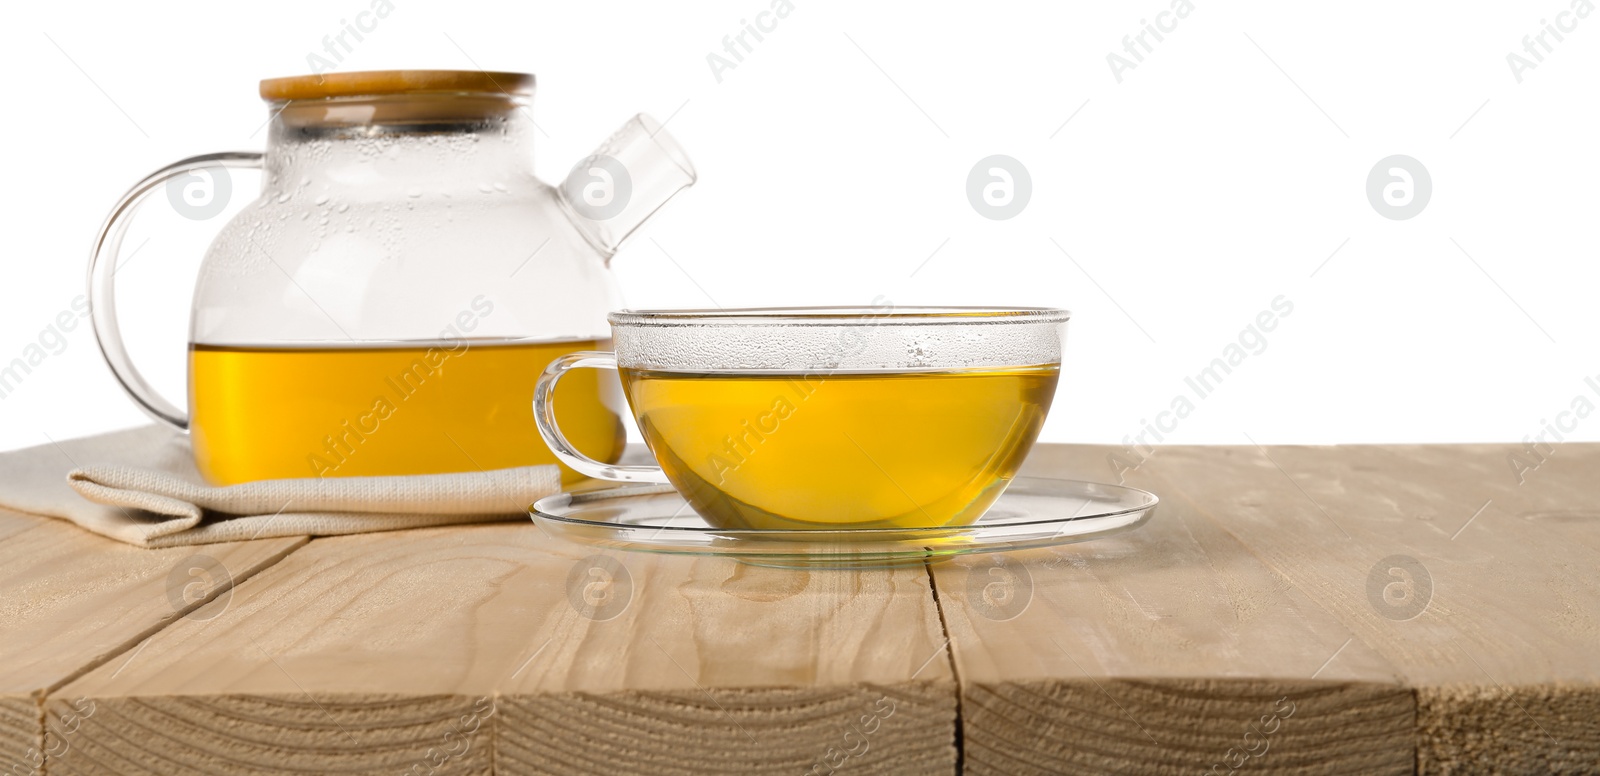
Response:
530,476,1157,569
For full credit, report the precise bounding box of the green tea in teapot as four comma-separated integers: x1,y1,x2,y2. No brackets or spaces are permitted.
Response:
189,338,626,485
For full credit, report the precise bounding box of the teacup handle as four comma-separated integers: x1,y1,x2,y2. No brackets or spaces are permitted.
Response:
534,351,669,483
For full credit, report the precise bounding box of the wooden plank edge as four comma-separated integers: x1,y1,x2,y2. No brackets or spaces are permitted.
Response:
33,537,310,775
39,683,958,776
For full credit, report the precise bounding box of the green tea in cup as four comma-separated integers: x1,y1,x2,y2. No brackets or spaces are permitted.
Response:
534,307,1068,531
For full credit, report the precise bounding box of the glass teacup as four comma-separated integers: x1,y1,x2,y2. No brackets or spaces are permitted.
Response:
533,306,1069,530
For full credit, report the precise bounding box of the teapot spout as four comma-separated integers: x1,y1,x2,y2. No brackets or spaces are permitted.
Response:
558,113,696,259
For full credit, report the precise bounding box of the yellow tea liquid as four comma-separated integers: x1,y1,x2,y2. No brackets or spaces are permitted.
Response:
190,339,625,485
620,366,1059,530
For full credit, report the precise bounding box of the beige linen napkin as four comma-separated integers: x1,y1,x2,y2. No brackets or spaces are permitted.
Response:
0,425,560,548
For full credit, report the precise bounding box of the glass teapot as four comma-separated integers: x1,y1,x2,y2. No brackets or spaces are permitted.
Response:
87,70,695,485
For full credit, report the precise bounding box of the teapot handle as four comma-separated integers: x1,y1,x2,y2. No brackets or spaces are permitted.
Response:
87,152,264,431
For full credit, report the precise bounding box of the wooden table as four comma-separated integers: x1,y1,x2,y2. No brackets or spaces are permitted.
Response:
3,443,1597,774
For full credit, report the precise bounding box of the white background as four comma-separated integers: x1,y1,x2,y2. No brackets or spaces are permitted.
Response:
2,1,1596,459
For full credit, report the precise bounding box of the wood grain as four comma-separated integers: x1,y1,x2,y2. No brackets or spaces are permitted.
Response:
51,522,956,775
0,694,37,776
495,550,956,776
1150,443,1600,774
0,508,303,776
934,445,1415,775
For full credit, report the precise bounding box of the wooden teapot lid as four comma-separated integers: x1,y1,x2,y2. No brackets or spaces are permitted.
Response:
260,70,535,101
260,70,535,127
